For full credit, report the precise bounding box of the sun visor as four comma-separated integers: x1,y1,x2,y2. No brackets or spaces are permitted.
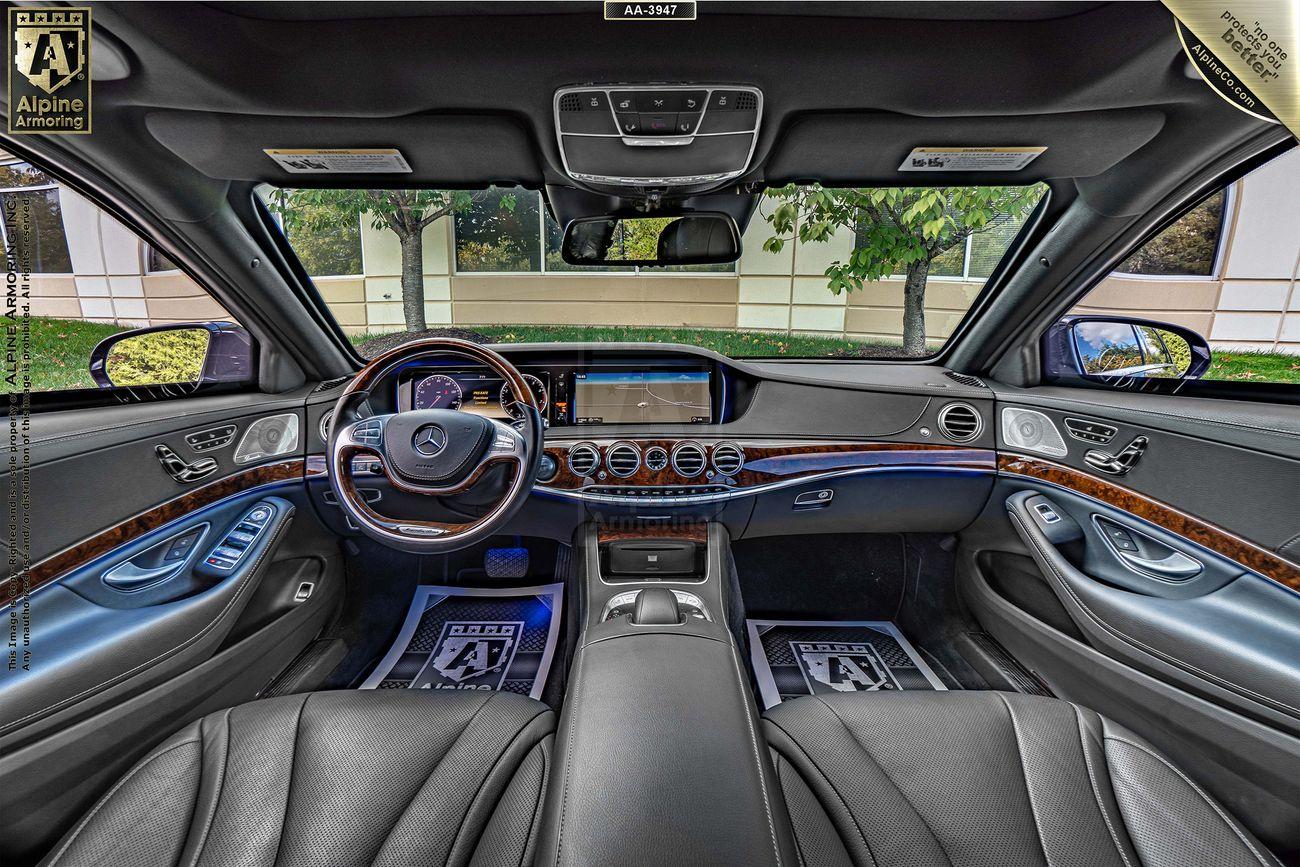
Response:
144,111,543,186
765,109,1165,186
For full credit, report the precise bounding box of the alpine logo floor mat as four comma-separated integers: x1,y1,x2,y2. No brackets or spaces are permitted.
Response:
746,619,946,709
360,583,562,698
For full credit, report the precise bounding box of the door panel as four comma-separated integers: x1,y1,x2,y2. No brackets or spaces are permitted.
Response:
959,385,1300,857
5,392,312,573
0,495,295,744
0,390,344,865
1004,488,1300,734
995,389,1300,556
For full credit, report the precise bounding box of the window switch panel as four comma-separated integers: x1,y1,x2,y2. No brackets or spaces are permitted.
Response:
203,503,277,571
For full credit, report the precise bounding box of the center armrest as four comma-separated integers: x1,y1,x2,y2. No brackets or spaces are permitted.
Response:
535,629,796,866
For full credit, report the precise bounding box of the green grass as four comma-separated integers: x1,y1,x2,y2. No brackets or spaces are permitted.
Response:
350,324,910,359
1203,349,1300,384
0,317,125,392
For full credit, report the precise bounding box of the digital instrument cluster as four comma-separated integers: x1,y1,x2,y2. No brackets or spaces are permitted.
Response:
395,361,718,426
408,369,549,421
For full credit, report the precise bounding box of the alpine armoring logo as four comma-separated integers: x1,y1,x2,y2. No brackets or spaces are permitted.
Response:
8,7,91,134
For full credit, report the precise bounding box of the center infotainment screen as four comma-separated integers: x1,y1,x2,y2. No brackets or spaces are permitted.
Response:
574,371,711,424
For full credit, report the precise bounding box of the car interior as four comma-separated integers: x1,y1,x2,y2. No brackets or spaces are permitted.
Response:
1,2,1299,866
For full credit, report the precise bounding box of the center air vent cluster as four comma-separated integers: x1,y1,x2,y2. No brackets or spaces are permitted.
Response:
561,440,748,480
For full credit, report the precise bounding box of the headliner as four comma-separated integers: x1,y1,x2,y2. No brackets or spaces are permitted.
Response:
4,1,1288,225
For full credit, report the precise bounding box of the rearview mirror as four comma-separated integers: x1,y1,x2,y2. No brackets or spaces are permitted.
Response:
1045,315,1212,381
89,322,254,389
561,213,740,267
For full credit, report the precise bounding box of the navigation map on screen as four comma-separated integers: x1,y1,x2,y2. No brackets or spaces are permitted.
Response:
574,370,711,424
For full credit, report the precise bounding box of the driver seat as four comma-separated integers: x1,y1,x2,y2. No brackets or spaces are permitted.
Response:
38,690,554,867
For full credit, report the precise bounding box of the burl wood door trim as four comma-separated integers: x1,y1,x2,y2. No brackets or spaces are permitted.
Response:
2,458,306,606
999,453,1300,592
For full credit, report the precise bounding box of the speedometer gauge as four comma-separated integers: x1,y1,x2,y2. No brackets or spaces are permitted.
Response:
500,374,548,420
414,374,463,410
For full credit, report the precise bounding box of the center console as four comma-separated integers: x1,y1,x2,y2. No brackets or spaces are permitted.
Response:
535,522,797,866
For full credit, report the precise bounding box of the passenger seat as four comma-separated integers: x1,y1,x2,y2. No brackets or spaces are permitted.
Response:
763,691,1280,867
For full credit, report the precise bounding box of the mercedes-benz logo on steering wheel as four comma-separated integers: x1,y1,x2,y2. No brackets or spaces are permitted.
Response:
412,424,448,458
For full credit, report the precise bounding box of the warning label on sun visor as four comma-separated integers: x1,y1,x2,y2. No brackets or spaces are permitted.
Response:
263,148,412,174
898,147,1046,172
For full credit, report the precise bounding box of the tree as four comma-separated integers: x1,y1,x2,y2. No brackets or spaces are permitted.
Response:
762,185,1044,354
268,189,510,332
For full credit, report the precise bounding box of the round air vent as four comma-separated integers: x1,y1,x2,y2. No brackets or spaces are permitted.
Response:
318,409,334,443
567,443,600,477
606,442,642,478
644,446,669,472
672,442,707,477
937,403,983,443
711,442,745,476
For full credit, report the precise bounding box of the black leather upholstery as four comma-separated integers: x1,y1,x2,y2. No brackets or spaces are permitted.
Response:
38,690,555,867
764,691,1280,867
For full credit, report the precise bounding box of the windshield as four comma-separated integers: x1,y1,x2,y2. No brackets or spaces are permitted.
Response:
262,183,1046,360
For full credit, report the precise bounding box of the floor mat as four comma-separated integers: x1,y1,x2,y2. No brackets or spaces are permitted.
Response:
360,583,562,698
746,619,946,709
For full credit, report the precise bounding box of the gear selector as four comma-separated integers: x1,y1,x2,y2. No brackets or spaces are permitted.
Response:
631,587,683,625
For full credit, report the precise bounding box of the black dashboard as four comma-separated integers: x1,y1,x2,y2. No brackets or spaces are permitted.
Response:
392,355,735,427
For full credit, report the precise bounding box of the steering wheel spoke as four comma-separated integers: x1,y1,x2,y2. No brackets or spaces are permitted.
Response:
334,414,392,451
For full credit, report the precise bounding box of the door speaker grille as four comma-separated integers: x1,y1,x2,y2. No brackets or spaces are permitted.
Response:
1001,407,1069,457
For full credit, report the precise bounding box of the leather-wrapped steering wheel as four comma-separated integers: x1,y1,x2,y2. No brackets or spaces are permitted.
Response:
326,338,543,554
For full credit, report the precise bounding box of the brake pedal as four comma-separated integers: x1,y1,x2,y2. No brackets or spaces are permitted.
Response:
485,547,529,579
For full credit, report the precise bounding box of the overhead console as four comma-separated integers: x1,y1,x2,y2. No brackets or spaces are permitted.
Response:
554,84,762,190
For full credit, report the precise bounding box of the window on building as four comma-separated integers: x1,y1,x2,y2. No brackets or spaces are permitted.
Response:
146,245,179,273
284,216,362,277
454,188,542,272
0,160,74,273
1114,189,1226,277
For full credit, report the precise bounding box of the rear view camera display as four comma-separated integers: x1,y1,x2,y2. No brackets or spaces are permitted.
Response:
574,371,711,424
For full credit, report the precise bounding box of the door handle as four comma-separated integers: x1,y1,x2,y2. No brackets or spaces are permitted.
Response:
156,444,218,484
102,559,187,590
102,523,210,590
1083,435,1147,476
1114,548,1203,580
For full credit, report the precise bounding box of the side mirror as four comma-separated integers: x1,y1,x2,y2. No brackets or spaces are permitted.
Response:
89,322,254,389
1044,315,1212,382
561,212,740,267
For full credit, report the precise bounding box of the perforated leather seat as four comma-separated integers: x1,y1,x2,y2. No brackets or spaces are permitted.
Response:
763,691,1280,867
38,690,554,867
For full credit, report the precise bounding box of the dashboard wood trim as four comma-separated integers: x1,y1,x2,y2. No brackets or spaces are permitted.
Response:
597,523,709,545
542,439,996,491
1,459,306,606
999,453,1300,592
